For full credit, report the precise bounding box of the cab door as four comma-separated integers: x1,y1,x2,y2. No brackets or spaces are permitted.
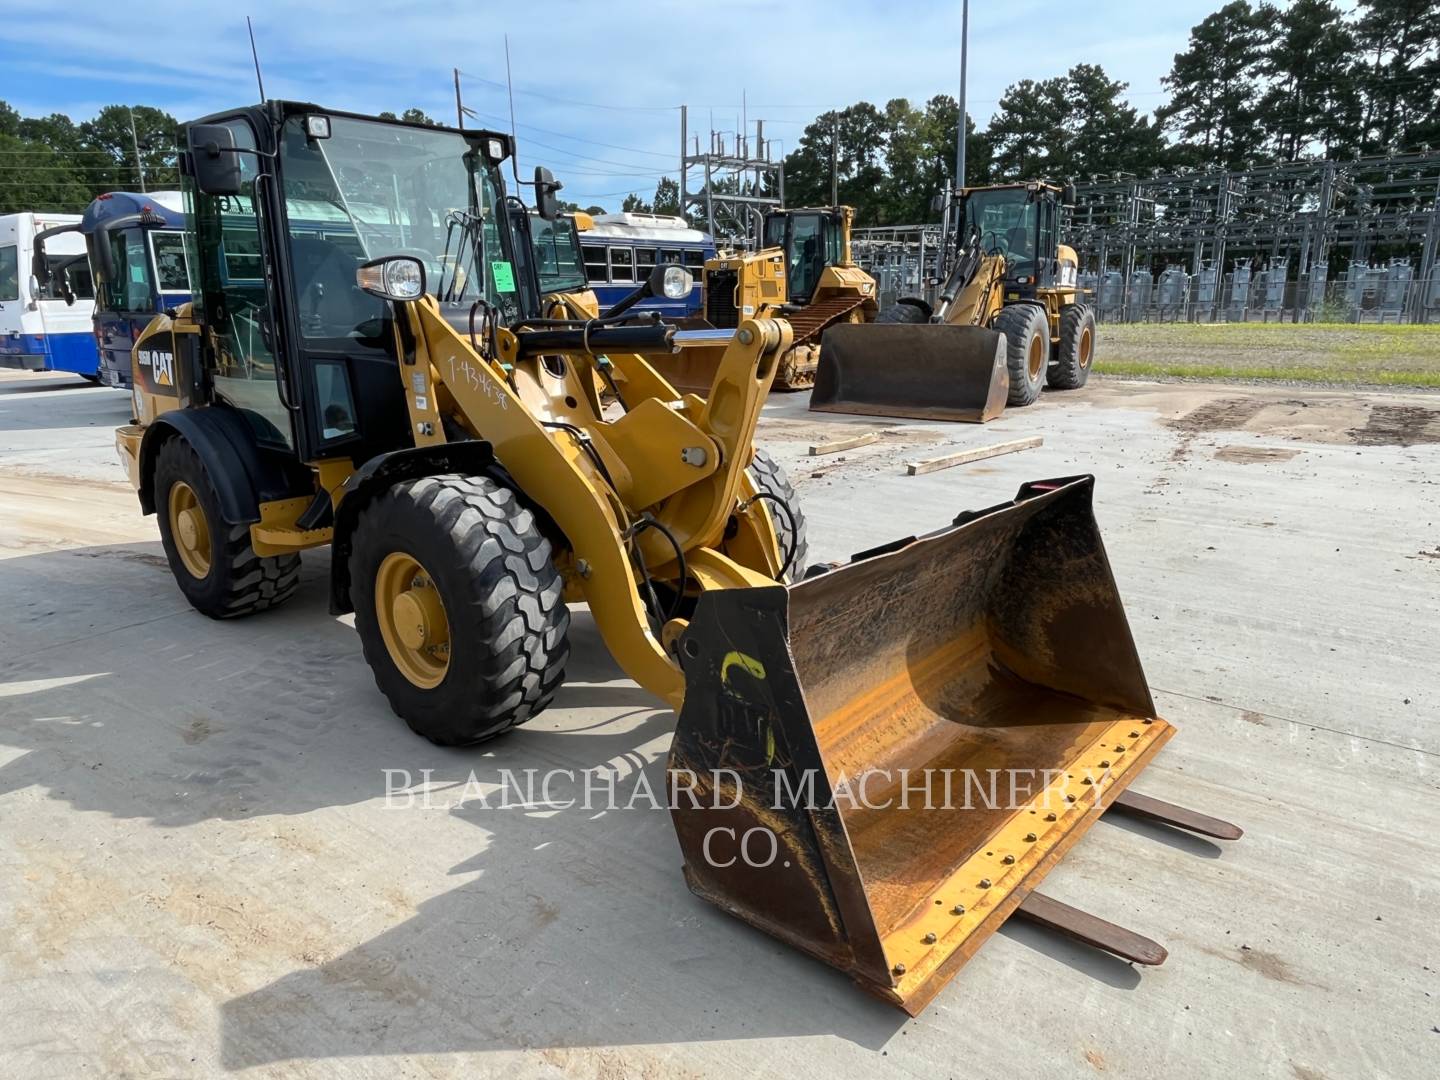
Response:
189,115,296,450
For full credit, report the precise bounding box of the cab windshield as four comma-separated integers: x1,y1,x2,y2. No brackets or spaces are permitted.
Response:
764,211,840,302
278,114,521,341
962,188,1037,271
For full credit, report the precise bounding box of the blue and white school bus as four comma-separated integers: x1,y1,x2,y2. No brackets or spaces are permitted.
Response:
0,212,99,379
80,191,191,388
580,212,712,318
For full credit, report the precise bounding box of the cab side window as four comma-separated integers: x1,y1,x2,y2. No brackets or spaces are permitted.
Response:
190,118,292,449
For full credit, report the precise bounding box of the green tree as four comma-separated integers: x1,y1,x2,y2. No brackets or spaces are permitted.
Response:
781,102,889,219
876,96,991,223
0,131,91,213
79,105,180,191
986,77,1071,179
1353,0,1440,152
621,192,652,213
651,176,680,215
1260,0,1361,159
1159,0,1271,168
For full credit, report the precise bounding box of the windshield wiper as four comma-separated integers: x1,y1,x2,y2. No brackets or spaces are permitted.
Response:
439,208,485,303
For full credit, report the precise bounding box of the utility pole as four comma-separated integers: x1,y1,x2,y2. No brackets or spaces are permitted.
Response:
128,107,146,192
830,115,839,206
955,0,969,192
454,68,464,129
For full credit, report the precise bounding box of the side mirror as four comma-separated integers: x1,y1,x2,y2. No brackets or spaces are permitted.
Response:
535,166,561,221
1062,182,1077,207
60,270,76,306
187,124,243,196
356,255,426,301
29,249,49,287
929,192,947,216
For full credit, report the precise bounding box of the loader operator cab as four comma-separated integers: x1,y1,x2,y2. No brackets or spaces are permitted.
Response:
958,183,1063,299
174,105,536,464
762,208,846,304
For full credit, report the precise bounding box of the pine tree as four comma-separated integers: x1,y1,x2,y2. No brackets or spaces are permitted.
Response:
1159,0,1271,168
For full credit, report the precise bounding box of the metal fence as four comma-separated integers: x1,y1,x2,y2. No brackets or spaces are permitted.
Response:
851,149,1440,324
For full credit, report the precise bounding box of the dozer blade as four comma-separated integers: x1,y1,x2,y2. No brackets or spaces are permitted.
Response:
811,323,1010,423
669,475,1172,1014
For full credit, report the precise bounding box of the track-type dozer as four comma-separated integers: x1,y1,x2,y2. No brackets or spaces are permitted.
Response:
118,103,1237,1014
657,206,878,392
812,181,1097,423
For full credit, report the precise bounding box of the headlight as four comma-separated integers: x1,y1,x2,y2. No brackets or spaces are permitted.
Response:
357,256,426,301
305,115,331,140
661,264,693,299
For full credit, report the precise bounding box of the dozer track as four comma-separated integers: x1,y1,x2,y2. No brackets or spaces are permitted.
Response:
773,295,870,390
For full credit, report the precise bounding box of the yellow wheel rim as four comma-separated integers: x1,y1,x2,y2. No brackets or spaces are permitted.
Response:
375,552,451,689
1028,333,1046,379
1078,326,1094,369
167,480,212,579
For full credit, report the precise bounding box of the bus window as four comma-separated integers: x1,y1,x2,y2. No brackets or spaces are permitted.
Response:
107,229,153,312
221,228,263,282
682,249,706,271
635,246,657,281
609,247,634,284
0,246,17,301
582,244,607,283
660,248,681,265
150,231,191,293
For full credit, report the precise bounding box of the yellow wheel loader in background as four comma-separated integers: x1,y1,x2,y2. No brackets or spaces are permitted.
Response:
657,205,878,392
814,181,1098,422
116,103,1237,1014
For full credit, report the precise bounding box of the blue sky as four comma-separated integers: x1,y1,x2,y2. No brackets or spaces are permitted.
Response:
0,0,1220,208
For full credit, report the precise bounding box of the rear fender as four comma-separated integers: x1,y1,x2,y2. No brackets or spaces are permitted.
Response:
137,407,310,523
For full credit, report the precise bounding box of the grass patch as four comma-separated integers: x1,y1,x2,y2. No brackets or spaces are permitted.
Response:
1096,322,1440,387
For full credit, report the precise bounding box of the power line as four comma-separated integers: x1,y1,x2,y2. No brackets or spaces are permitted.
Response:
456,69,677,114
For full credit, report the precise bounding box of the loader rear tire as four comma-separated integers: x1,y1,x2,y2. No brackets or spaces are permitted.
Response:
153,436,301,619
875,301,927,324
1050,303,1096,390
350,474,570,746
993,303,1049,407
747,448,808,583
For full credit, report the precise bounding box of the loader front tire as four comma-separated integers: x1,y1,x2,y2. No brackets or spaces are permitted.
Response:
747,448,808,583
153,436,301,619
1049,303,1096,390
875,301,928,324
350,474,570,746
993,303,1049,406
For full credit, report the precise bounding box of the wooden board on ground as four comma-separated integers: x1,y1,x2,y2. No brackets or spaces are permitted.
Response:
905,435,1043,476
808,431,880,456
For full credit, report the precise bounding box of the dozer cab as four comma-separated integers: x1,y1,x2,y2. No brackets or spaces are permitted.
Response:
658,205,878,393
116,103,1237,1013
814,182,1098,422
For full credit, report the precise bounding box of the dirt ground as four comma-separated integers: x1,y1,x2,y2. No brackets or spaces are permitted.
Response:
1,369,1438,1079
1099,321,1440,387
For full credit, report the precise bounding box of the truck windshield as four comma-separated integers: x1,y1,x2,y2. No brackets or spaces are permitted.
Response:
962,188,1037,272
278,115,521,341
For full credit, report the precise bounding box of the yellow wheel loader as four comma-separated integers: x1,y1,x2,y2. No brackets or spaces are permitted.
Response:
814,182,1098,422
657,205,878,393
116,103,1237,1014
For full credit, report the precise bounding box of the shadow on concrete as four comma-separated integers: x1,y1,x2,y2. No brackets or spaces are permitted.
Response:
1100,808,1226,859
0,537,1165,1066
998,919,1144,990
